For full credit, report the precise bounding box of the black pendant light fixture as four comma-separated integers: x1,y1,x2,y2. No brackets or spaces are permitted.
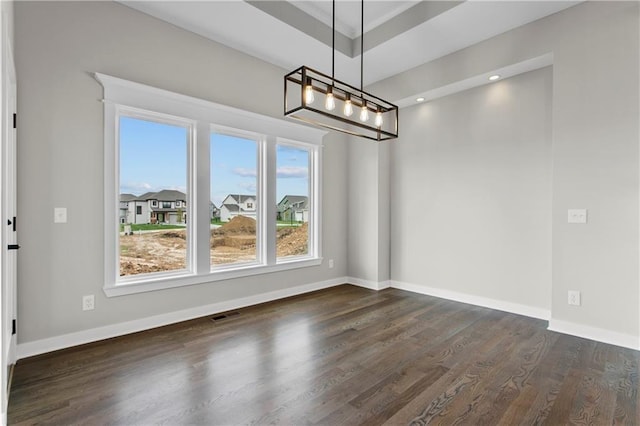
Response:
284,0,398,142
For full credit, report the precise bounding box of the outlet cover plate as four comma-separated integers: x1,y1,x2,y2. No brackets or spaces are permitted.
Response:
568,290,581,306
568,209,587,224
54,207,67,223
82,295,95,311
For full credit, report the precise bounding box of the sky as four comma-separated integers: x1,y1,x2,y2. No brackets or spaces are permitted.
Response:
120,116,309,207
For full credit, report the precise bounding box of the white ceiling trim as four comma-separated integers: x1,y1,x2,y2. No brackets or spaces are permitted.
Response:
289,0,421,39
119,1,578,96
395,53,554,108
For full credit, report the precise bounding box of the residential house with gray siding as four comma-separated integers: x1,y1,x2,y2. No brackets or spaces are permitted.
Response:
277,195,309,223
120,190,187,224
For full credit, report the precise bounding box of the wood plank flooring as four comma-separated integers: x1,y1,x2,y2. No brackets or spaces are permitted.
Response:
8,285,640,425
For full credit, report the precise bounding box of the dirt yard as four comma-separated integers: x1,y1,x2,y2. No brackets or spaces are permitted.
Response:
120,216,308,276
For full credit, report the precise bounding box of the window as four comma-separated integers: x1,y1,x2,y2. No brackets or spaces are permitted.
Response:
97,73,324,297
276,144,310,259
210,132,258,267
119,114,190,278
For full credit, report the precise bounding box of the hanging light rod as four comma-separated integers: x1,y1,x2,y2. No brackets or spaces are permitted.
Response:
283,0,398,142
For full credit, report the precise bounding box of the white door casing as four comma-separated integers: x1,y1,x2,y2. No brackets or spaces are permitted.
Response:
1,8,17,422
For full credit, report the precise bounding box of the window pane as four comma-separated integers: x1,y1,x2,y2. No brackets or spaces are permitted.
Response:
276,145,310,259
210,133,258,266
119,116,188,277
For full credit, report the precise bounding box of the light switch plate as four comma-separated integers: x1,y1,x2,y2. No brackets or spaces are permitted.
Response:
54,207,67,223
568,209,587,224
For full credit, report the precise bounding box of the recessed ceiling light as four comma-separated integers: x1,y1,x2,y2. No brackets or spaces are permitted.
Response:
416,97,425,102
489,74,501,81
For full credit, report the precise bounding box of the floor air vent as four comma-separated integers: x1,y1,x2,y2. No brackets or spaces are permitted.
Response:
211,311,240,322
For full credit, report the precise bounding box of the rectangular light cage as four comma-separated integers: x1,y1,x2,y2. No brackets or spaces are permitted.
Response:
284,66,398,142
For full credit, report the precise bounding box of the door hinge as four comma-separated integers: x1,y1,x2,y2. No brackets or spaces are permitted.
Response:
7,244,19,250
12,113,16,129
10,216,16,232
11,319,16,335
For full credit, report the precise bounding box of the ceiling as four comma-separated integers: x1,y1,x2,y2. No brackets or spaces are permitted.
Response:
289,1,420,38
120,1,580,103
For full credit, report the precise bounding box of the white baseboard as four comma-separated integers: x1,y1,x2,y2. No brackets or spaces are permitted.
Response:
17,276,638,360
347,277,391,291
17,277,348,360
390,280,639,350
390,280,551,320
548,319,639,350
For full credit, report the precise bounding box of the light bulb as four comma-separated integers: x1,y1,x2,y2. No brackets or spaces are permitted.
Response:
360,105,369,122
344,99,353,117
375,111,383,127
304,83,314,105
325,91,335,111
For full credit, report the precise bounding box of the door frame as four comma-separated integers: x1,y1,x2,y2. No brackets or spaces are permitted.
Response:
1,7,17,423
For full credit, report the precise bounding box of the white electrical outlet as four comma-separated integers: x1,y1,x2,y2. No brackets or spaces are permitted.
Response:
568,290,581,306
329,259,334,269
54,207,67,223
82,295,95,311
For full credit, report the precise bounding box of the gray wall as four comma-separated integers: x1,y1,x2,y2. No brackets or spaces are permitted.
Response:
347,142,391,284
14,1,640,345
390,67,552,310
15,1,348,343
366,2,639,337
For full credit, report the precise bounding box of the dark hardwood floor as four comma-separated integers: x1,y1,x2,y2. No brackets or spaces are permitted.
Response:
8,285,639,425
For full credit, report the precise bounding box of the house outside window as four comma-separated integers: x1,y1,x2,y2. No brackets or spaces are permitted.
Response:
119,115,190,277
211,135,258,267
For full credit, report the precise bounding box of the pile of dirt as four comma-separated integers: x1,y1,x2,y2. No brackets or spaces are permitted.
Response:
119,216,309,277
276,223,308,257
211,215,257,249
213,215,256,236
120,231,187,276
160,231,186,239
120,261,168,276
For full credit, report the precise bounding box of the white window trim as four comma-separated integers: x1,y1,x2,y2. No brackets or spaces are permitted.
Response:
95,73,326,297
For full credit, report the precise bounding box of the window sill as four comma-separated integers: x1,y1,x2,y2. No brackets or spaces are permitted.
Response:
103,257,323,297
